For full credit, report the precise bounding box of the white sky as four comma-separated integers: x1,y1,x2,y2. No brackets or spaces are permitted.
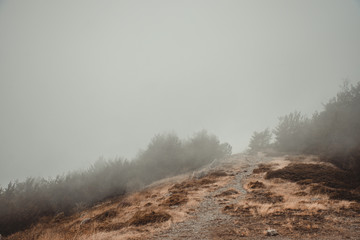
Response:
1,0,360,186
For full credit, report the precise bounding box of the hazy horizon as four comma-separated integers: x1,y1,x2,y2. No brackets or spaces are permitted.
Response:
1,0,360,187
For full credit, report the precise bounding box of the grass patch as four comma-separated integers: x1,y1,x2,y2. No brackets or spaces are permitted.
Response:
128,210,171,226
94,209,117,221
253,164,272,174
265,163,360,202
162,193,188,207
248,181,265,189
249,190,284,204
215,189,239,197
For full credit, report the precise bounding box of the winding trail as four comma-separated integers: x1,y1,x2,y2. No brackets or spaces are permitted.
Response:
151,154,270,240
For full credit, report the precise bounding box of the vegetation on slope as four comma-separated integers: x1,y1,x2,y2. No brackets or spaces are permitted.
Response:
0,130,231,236
249,81,360,178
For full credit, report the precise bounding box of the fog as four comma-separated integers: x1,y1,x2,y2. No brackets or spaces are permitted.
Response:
1,0,360,187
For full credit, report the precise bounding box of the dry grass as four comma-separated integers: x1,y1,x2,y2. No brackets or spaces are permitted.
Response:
265,160,360,202
223,156,360,239
215,188,239,197
7,155,359,239
247,181,265,189
5,167,233,240
161,193,188,207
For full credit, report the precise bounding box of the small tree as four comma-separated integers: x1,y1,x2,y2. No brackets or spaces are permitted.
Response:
183,130,232,170
273,111,309,153
248,128,272,153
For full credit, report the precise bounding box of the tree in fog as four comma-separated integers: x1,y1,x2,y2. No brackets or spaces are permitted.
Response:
273,111,309,153
248,128,272,153
0,130,231,236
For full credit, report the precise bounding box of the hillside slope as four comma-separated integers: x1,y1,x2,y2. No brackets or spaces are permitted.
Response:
5,154,360,240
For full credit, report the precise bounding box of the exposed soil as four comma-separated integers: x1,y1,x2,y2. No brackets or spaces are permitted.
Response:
151,155,268,240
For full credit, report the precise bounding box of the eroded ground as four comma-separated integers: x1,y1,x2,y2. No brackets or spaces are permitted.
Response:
5,154,360,240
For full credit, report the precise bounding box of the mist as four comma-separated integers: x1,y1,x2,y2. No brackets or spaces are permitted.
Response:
1,0,360,187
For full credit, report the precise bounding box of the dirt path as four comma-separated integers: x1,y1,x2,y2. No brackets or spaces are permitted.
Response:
7,154,359,239
151,154,270,240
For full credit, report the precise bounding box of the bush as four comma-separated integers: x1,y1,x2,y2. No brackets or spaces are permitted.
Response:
248,128,272,153
183,130,232,170
256,81,360,177
306,82,360,176
0,130,231,236
273,111,309,153
135,130,232,182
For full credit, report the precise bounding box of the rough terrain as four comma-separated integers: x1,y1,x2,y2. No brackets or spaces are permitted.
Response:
5,154,360,240
151,154,267,240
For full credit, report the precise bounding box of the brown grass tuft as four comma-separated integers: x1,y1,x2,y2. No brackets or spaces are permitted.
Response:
93,209,117,221
248,190,284,204
248,181,265,189
221,157,360,239
128,210,171,226
349,202,360,213
265,163,360,202
215,189,239,197
253,163,272,174
294,191,308,196
207,170,228,178
117,200,132,208
198,178,216,185
162,193,188,207
310,185,360,202
266,163,354,189
96,222,125,232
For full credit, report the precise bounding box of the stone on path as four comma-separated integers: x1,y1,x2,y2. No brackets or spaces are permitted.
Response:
266,229,278,236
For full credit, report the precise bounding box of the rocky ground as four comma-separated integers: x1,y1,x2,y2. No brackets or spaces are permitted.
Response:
151,154,268,240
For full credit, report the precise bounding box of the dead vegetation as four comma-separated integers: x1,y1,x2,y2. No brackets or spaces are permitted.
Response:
215,189,239,197
161,193,188,207
93,209,117,221
0,131,232,237
265,162,360,202
95,222,125,232
222,158,360,239
211,225,249,239
5,155,360,239
207,170,228,178
247,181,265,189
4,164,233,240
128,210,171,226
252,163,271,174
248,190,284,204
162,170,230,206
266,163,354,188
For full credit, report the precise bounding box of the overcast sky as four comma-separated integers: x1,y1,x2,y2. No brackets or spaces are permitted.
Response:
0,0,359,186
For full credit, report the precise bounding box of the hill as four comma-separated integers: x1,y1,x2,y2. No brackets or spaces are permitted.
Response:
4,153,360,240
